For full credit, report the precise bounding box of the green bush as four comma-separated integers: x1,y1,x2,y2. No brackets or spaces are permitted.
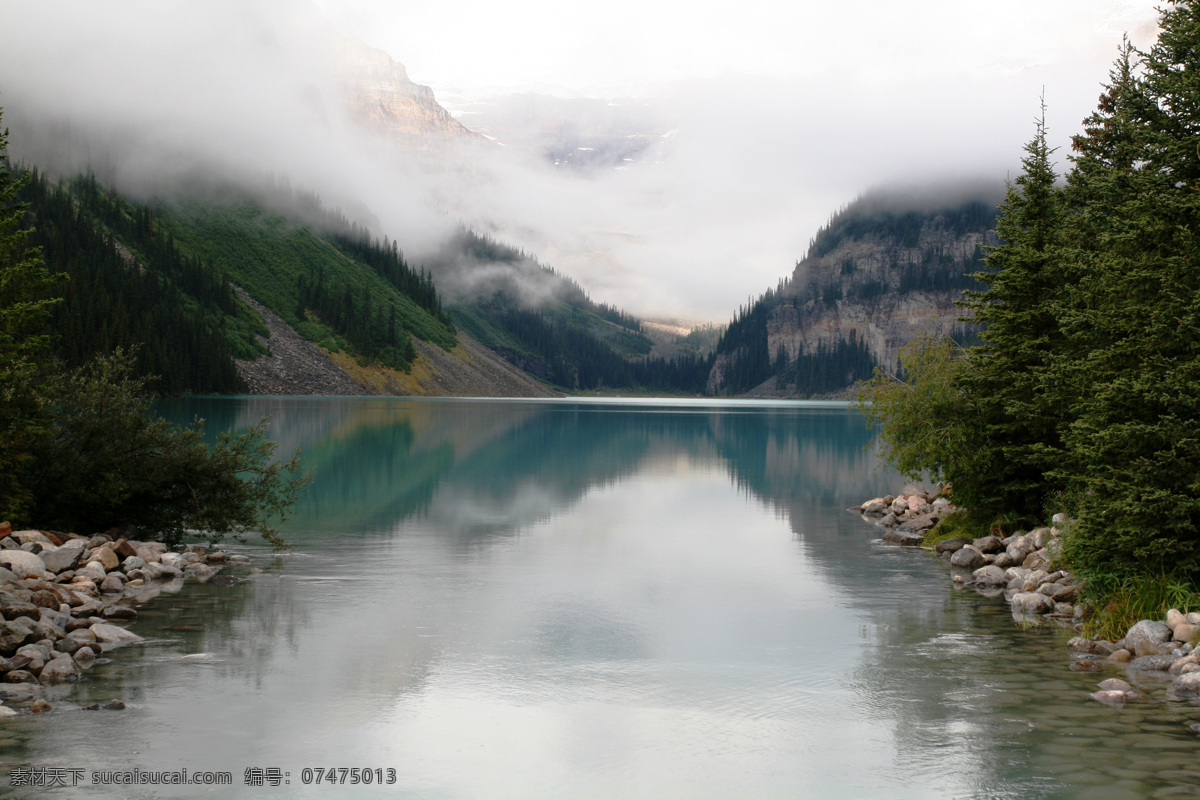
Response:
20,350,309,549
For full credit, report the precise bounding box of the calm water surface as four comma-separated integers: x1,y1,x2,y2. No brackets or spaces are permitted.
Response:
2,398,1198,798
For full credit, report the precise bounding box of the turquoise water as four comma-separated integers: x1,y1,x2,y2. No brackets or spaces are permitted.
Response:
2,398,1198,798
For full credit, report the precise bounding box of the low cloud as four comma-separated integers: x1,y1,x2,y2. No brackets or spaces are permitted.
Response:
0,0,1161,324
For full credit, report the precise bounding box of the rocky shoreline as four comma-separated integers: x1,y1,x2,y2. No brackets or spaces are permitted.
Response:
0,521,252,715
857,488,1200,715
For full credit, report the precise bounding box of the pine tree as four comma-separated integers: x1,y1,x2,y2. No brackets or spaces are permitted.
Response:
1057,4,1200,576
0,108,65,518
955,102,1066,519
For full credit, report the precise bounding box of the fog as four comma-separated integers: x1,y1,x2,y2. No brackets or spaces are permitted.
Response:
0,0,1161,323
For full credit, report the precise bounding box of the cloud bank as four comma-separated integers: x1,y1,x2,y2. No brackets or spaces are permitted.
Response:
0,0,1161,323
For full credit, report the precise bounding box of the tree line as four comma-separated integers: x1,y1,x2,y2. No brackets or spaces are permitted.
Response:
0,110,306,544
859,2,1200,607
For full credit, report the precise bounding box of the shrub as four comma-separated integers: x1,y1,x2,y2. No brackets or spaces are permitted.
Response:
20,350,308,548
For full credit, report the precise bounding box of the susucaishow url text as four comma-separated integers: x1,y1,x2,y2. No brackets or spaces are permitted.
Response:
10,766,233,787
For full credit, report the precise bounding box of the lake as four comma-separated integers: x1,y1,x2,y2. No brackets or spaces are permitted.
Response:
2,397,1198,798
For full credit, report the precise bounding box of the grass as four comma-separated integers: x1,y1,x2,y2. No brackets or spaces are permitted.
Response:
1078,572,1200,642
921,508,995,548
159,199,458,351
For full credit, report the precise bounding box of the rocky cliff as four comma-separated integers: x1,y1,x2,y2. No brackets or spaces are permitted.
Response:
709,188,1002,397
333,37,481,150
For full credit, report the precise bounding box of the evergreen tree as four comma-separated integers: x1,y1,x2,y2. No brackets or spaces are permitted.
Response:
1057,6,1200,576
0,108,64,518
956,103,1066,519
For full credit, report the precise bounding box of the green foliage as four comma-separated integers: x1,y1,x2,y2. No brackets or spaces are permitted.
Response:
855,333,986,489
1078,572,1200,642
864,5,1200,607
921,509,995,548
955,103,1068,521
158,197,458,361
0,108,65,519
807,197,998,260
20,350,309,548
19,171,252,393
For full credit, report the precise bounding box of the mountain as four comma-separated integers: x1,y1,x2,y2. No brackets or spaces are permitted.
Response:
333,36,481,150
19,171,561,397
708,186,1002,398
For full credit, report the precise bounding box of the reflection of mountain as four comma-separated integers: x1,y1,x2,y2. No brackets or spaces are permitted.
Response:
159,398,895,548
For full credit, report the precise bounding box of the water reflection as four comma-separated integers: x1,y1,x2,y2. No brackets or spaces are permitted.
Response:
158,398,886,545
18,397,1187,799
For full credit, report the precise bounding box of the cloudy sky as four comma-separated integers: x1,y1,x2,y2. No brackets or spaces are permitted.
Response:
2,0,1163,323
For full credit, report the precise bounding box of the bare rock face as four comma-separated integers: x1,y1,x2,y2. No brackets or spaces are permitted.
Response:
333,36,480,151
707,191,1002,397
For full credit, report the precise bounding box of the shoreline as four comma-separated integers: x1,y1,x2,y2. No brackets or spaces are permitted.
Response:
857,488,1200,715
0,521,258,714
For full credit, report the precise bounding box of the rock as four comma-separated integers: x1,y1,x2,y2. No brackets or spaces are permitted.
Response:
101,605,136,620
0,551,46,579
2,670,37,684
0,567,18,586
13,646,44,673
1028,527,1052,548
73,646,96,666
1173,671,1200,693
0,706,16,717
121,556,145,572
0,619,36,655
875,512,898,527
73,563,106,582
29,698,52,714
102,699,125,710
1022,550,1051,571
99,575,124,594
1167,608,1186,630
1070,660,1105,672
132,546,162,564
951,546,986,570
890,496,909,514
883,530,924,546
972,565,1008,586
183,564,221,582
1129,654,1177,671
1068,637,1105,654
1173,623,1199,643
226,555,250,565
10,530,51,547
1134,638,1172,658
897,513,938,532
862,501,887,516
1099,678,1133,692
973,535,1004,554
89,623,143,645
1109,649,1132,663
0,683,42,702
1168,654,1199,676
38,655,79,683
1011,592,1054,615
1187,611,1200,625
992,552,1014,569
1125,619,1172,653
113,540,137,560
0,592,40,620
1090,690,1128,706
1050,583,1080,603
39,541,86,574
934,538,972,554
